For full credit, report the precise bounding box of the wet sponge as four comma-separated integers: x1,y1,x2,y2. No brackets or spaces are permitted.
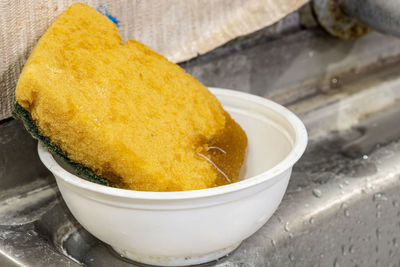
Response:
14,3,247,191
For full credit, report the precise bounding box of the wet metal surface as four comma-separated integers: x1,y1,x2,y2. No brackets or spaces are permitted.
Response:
0,119,52,196
183,29,400,107
0,201,80,267
342,102,400,158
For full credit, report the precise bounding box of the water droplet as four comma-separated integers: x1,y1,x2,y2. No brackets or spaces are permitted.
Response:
284,222,291,232
338,183,344,189
344,180,350,185
373,193,387,201
373,193,381,201
361,188,367,194
89,258,94,262
376,228,382,240
312,189,322,198
333,258,339,267
344,209,350,217
341,245,347,256
331,78,338,84
349,245,355,254
271,239,276,249
362,155,369,159
309,217,314,224
289,253,295,261
393,200,399,207
27,230,37,237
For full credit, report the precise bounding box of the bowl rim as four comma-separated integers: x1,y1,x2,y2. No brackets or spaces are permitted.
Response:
37,88,308,200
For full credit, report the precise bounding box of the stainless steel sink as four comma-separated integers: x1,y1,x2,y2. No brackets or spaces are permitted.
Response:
2,6,400,266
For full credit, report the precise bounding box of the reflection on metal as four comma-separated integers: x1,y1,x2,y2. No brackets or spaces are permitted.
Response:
338,0,400,38
313,0,370,39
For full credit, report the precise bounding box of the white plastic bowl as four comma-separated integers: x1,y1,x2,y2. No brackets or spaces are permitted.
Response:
38,88,307,266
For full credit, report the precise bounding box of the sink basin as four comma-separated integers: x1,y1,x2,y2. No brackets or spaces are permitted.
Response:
2,23,400,266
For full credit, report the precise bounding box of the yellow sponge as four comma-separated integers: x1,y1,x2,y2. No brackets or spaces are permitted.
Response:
15,3,247,191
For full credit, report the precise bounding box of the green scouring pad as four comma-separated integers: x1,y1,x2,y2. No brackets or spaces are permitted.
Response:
12,100,111,187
